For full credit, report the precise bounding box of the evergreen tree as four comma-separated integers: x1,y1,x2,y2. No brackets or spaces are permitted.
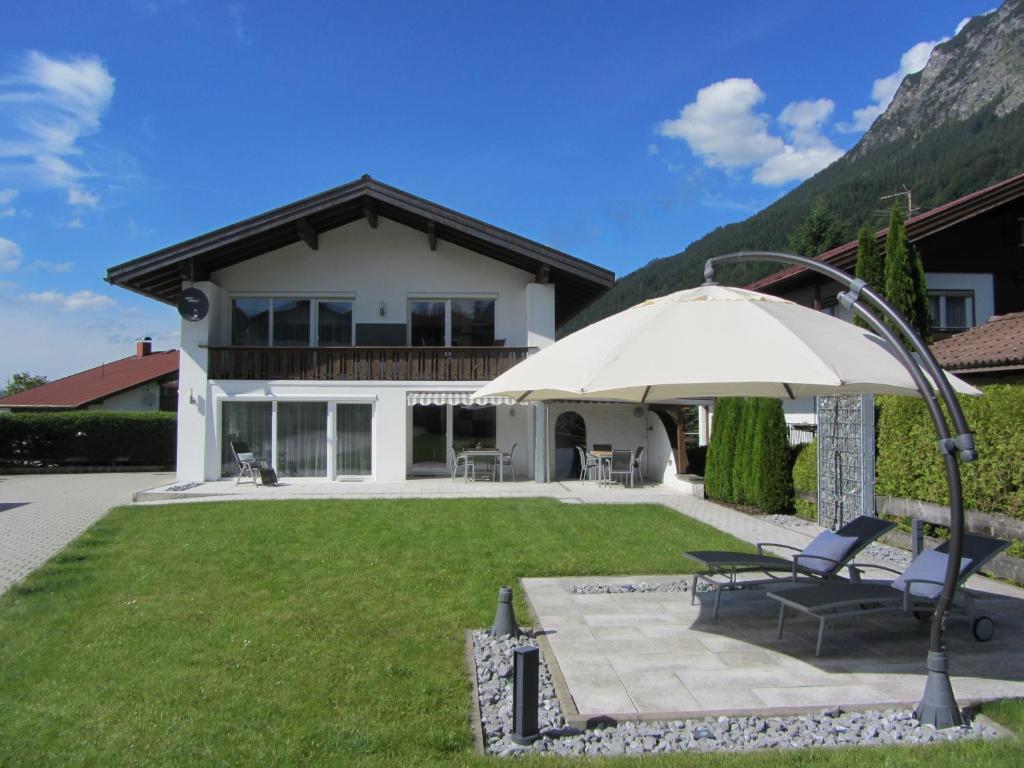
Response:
787,199,847,258
910,244,932,342
705,398,739,501
853,226,884,329
883,204,920,341
750,399,793,514
2,372,48,397
732,399,759,505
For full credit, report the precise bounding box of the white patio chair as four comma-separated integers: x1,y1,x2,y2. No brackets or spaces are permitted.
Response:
450,446,474,482
576,445,599,482
493,443,517,482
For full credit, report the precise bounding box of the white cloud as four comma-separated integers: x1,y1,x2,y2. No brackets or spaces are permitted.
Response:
29,259,74,273
0,188,16,216
0,51,114,210
657,80,843,186
840,13,993,133
646,143,659,156
23,288,113,310
0,237,22,271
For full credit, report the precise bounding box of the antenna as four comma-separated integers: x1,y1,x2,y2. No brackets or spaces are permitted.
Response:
880,186,919,218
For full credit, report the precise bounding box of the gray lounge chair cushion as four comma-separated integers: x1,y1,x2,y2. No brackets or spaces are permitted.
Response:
891,550,972,599
798,531,858,574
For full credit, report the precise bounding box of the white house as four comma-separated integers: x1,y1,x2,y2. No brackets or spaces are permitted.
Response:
107,176,689,484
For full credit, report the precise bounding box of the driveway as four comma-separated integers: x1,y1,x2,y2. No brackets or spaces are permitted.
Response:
0,472,171,596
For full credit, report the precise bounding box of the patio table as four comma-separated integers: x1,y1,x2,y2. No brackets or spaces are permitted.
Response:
458,449,506,482
589,450,612,485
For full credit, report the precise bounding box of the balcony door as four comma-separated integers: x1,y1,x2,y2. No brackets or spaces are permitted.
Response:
408,298,495,347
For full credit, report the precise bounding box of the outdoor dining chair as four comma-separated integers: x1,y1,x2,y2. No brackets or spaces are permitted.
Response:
608,449,638,487
683,515,896,618
494,443,517,481
450,446,474,482
632,445,645,485
768,532,1011,656
576,445,600,482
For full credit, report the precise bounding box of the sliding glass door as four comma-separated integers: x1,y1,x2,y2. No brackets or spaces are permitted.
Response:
336,403,372,477
277,402,327,477
221,401,272,476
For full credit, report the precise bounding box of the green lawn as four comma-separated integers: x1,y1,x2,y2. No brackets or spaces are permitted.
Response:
0,498,1019,767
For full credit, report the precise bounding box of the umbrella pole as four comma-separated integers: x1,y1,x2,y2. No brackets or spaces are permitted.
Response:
706,251,977,729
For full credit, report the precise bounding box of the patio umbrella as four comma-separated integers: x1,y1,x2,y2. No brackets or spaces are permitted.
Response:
471,284,979,402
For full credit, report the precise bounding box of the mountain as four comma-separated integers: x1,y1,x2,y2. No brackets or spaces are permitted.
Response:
561,0,1024,336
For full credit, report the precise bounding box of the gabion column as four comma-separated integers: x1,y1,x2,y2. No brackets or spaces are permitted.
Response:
815,394,876,528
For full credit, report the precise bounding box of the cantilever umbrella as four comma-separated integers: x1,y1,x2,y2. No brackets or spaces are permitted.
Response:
471,284,979,403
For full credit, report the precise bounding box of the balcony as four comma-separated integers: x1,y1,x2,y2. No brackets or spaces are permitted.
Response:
206,346,532,382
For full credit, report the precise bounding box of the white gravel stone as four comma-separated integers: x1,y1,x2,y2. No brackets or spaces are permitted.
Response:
471,629,1000,757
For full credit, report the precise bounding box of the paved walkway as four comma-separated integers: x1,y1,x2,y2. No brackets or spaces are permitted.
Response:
0,472,172,595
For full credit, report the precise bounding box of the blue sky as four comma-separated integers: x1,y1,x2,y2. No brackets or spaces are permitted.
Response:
0,1,998,382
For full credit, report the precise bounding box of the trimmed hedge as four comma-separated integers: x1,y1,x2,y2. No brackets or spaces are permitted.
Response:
876,384,1024,520
0,411,176,467
706,397,791,514
791,440,817,494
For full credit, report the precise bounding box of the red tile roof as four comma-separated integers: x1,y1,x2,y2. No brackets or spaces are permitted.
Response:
0,350,179,408
747,171,1024,292
931,313,1024,372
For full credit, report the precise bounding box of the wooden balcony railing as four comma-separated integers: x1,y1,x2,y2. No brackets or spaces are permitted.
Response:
206,346,532,382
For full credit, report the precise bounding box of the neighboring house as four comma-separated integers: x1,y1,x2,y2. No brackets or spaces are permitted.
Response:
745,171,1024,437
107,176,682,484
0,340,178,413
931,311,1024,384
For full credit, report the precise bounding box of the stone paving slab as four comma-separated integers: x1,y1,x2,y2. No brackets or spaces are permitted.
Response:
0,472,171,595
522,574,1024,721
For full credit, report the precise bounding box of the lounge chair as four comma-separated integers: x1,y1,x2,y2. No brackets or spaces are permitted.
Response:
230,440,265,486
768,533,1010,656
683,515,896,618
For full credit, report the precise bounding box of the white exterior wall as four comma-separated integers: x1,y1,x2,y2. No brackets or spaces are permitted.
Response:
179,218,552,482
87,382,161,412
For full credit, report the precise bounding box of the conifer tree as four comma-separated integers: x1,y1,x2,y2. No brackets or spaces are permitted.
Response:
883,204,919,339
853,226,883,329
750,399,793,514
705,398,739,501
910,244,932,342
732,399,758,505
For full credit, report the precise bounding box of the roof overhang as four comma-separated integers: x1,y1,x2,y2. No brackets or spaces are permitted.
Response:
106,176,614,325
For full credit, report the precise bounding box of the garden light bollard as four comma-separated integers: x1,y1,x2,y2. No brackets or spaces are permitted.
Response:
490,585,522,638
511,646,540,745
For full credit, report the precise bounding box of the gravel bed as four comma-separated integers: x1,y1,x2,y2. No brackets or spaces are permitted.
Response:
566,580,690,594
472,630,999,757
166,481,203,492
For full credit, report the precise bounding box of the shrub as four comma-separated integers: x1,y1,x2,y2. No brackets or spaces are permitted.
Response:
791,439,818,494
876,384,1024,519
750,398,792,514
731,399,758,504
705,397,740,500
0,411,176,467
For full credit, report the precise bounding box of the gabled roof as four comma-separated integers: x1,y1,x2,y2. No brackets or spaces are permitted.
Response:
747,171,1024,292
106,175,615,325
0,350,179,409
931,312,1024,373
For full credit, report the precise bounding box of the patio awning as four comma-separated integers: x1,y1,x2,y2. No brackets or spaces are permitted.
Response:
406,391,515,406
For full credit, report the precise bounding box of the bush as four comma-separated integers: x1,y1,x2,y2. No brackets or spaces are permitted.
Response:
0,411,176,467
731,399,758,505
750,399,792,514
791,440,818,494
876,384,1024,519
705,398,740,500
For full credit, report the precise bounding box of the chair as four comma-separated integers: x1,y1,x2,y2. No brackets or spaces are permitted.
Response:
683,515,897,618
576,445,600,483
632,446,645,485
450,446,474,482
608,449,637,487
494,443,517,482
769,533,1011,656
230,441,264,486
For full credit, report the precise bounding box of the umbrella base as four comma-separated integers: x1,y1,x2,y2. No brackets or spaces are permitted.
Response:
916,650,963,729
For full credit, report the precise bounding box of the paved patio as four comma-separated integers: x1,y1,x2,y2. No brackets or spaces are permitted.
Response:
523,573,1024,723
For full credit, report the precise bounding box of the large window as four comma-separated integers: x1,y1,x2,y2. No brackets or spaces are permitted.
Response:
928,291,974,331
408,298,495,346
220,401,272,476
452,405,496,451
337,403,372,476
231,297,353,346
277,402,327,477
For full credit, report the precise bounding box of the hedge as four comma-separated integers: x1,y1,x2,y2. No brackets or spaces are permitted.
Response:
791,440,817,495
876,384,1024,520
0,411,176,467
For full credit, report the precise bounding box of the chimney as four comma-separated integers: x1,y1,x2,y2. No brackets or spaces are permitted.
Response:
136,336,153,358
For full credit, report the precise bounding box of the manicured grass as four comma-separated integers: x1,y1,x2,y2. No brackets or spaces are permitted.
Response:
0,498,1019,767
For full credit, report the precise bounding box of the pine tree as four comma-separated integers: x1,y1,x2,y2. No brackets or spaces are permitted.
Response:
705,398,739,501
853,226,884,329
883,204,919,341
910,244,932,342
788,199,848,258
732,399,759,505
750,399,793,514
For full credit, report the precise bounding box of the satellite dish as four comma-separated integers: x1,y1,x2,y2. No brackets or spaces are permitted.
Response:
177,288,209,322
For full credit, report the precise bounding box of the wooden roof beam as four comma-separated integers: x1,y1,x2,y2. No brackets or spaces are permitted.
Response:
427,220,438,251
296,217,319,250
536,264,551,284
364,199,378,229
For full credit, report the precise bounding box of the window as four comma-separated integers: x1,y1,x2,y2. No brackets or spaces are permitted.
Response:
231,297,353,346
928,291,974,331
336,403,372,476
452,405,496,451
408,298,495,346
220,401,272,476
